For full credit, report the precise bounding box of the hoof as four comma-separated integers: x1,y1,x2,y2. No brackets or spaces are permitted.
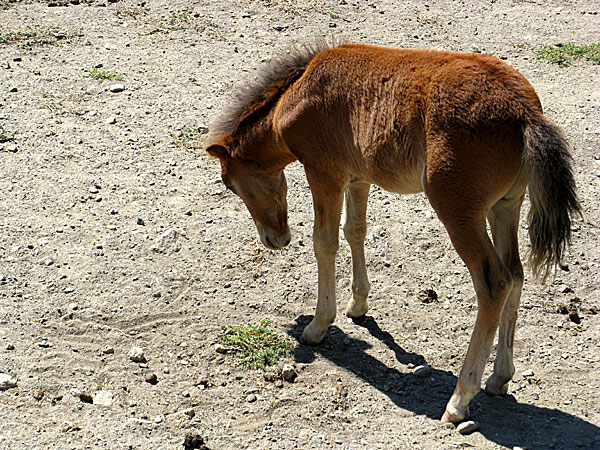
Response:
441,405,469,424
348,314,368,324
484,376,509,396
301,322,326,346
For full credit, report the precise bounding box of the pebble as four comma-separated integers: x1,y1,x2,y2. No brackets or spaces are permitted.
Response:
105,116,116,125
246,393,257,402
145,373,158,385
522,369,534,377
457,420,480,434
7,144,17,153
33,388,45,400
109,83,125,93
103,346,114,354
214,343,227,354
5,343,15,350
0,373,17,390
43,258,54,266
198,124,209,134
38,339,50,348
129,346,146,362
9,87,17,93
150,228,180,253
413,364,431,378
281,364,297,382
264,371,278,382
93,390,113,406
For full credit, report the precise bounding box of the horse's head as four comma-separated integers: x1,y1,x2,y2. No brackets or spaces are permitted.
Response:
206,143,291,250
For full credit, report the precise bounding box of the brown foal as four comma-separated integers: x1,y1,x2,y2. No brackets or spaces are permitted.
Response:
206,43,580,423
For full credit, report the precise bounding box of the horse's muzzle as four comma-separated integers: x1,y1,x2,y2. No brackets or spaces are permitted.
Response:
256,223,291,249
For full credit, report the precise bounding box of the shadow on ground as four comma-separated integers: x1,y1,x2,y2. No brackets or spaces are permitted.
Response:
287,315,599,450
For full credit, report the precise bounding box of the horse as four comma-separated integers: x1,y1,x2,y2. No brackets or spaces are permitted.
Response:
205,43,580,424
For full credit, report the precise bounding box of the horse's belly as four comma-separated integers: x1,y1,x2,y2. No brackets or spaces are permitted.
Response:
371,161,425,195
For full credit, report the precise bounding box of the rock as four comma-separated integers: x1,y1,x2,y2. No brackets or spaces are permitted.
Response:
0,373,17,390
93,390,113,406
33,388,45,400
129,346,146,362
145,373,158,385
198,124,209,134
43,258,54,266
137,218,145,226
214,343,227,354
9,87,17,93
7,144,17,153
522,369,534,377
5,343,15,350
273,24,288,31
109,83,125,93
103,346,114,354
281,364,297,382
150,228,180,253
413,364,431,378
246,393,257,402
457,420,480,435
105,116,116,125
263,371,278,382
38,339,50,348
79,391,94,403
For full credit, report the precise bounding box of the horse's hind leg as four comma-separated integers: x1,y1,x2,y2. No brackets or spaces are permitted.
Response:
343,181,371,318
484,192,525,396
436,216,513,422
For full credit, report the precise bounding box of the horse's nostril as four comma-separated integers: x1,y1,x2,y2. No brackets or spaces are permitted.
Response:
265,235,275,249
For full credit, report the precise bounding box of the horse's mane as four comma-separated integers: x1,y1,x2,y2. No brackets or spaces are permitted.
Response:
208,41,334,145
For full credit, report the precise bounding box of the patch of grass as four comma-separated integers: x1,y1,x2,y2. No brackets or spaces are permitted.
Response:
0,123,15,143
172,125,207,151
148,9,224,39
115,6,149,18
0,25,82,46
219,318,293,370
88,68,124,81
537,43,600,67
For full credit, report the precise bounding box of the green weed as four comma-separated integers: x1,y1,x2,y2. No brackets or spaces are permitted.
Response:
219,318,293,370
149,9,223,38
537,43,600,67
1,0,18,10
172,125,207,151
88,68,124,81
0,25,82,46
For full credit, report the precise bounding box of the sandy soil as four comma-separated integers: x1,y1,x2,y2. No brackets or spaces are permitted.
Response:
1,0,599,449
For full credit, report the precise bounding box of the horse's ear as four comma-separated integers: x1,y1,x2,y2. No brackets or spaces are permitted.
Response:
205,144,230,160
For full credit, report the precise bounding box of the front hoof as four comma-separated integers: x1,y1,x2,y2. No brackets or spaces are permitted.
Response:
345,302,368,319
301,322,326,346
484,376,509,396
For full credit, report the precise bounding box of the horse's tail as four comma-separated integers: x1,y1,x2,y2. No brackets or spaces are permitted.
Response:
522,115,581,281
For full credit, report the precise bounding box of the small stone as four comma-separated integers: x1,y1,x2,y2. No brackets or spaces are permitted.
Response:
109,83,125,93
93,390,113,406
264,371,278,382
413,364,431,378
150,228,180,254
329,22,337,28
38,339,50,348
7,144,17,153
129,346,146,362
136,218,145,226
79,391,93,403
5,343,15,350
33,388,45,400
181,391,190,398
522,369,534,377
0,373,17,390
197,124,209,134
246,393,257,402
103,346,114,354
183,433,208,450
214,343,227,354
105,116,116,125
145,373,158,385
43,258,54,266
457,420,480,435
273,24,288,31
9,87,17,93
281,364,297,382
419,289,438,303
64,287,75,294
184,408,195,418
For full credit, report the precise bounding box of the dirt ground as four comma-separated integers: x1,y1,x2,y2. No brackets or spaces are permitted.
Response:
1,0,599,449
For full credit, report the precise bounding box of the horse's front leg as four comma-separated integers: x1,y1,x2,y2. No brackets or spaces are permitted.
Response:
343,181,371,318
301,169,346,345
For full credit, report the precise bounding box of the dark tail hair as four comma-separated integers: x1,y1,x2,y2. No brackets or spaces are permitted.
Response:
523,116,581,281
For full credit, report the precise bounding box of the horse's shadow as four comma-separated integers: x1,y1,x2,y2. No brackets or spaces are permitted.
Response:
287,315,599,450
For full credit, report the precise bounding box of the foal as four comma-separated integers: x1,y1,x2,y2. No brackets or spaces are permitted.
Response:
206,43,580,423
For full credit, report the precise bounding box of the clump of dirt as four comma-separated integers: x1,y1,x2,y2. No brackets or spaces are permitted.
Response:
183,433,210,450
419,288,438,303
557,297,582,324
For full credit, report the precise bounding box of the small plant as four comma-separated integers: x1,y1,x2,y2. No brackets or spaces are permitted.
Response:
172,125,207,151
0,25,82,46
537,43,600,67
88,68,124,81
0,123,15,143
115,6,149,18
219,318,293,370
1,0,18,10
148,9,223,39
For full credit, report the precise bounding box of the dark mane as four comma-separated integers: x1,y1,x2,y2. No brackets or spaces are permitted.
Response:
208,42,334,146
